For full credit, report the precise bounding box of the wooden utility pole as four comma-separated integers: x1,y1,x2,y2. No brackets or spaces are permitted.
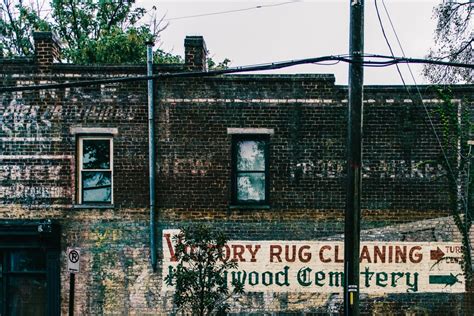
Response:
344,0,364,315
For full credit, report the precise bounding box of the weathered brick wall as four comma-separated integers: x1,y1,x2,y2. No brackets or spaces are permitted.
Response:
155,77,472,314
156,77,467,216
0,50,163,313
1,33,473,315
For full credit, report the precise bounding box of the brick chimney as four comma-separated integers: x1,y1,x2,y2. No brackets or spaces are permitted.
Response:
33,32,61,70
184,36,207,72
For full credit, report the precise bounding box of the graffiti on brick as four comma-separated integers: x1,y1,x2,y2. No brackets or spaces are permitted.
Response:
163,230,464,293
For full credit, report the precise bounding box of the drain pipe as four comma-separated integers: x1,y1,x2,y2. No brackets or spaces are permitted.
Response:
146,41,157,271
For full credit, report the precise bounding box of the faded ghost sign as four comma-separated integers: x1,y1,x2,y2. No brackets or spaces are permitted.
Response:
162,230,464,294
0,100,56,136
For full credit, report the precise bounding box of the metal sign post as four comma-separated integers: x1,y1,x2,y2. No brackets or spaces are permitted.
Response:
67,248,81,316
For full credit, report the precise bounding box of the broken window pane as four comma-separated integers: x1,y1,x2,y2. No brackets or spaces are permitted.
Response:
237,173,265,201
82,171,111,202
237,140,265,171
82,139,110,169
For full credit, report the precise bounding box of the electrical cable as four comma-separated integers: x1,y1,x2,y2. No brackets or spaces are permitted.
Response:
374,0,409,87
1,54,472,93
165,1,301,21
311,60,341,66
378,0,471,222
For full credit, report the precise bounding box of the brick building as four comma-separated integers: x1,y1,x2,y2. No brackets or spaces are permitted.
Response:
0,32,473,315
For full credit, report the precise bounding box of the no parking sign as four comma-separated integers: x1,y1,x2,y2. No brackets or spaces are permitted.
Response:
67,247,81,273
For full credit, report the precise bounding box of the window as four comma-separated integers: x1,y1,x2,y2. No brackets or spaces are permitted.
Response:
78,137,113,204
1,250,47,315
232,135,269,205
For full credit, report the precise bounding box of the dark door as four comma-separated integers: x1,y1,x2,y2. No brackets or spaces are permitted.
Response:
0,221,60,316
1,249,48,315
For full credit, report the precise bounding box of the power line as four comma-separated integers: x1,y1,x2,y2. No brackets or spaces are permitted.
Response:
374,0,408,87
376,0,471,222
380,0,414,76
0,54,472,93
1,1,302,23
164,1,301,21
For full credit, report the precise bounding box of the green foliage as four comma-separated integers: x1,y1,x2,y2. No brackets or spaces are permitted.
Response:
49,0,152,64
164,225,244,316
434,87,472,285
0,0,182,64
153,48,183,64
0,0,50,57
207,57,231,70
65,26,151,64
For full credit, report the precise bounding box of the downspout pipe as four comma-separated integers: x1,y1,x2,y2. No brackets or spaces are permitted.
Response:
146,41,157,271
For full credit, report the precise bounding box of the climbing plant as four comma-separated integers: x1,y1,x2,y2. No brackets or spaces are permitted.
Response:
434,87,472,291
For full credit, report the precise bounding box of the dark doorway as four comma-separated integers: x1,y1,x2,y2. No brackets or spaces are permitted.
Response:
0,221,60,316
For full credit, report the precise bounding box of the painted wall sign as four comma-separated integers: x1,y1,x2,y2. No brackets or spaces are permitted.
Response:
0,94,138,138
0,101,56,136
0,165,62,181
293,159,446,179
162,230,464,294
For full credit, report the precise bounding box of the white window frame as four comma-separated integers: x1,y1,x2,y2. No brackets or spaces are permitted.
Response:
231,134,269,206
77,136,114,204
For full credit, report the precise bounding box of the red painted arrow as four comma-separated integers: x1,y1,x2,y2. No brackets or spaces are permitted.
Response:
430,247,445,261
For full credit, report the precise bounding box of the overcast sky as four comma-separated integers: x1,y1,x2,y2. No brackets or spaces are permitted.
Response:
138,0,440,85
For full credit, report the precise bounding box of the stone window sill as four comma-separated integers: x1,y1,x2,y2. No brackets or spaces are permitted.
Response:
228,205,270,210
72,204,115,210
